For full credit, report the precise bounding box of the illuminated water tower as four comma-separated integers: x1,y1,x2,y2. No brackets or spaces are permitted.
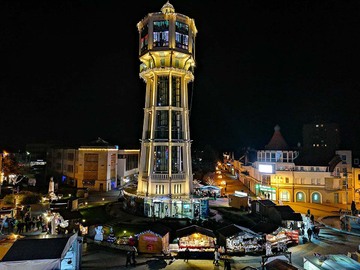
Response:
136,2,207,219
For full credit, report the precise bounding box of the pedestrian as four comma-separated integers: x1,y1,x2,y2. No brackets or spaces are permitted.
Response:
125,251,131,267
307,209,311,217
310,214,315,224
307,227,313,242
224,259,231,270
184,247,190,262
131,247,137,266
213,248,220,266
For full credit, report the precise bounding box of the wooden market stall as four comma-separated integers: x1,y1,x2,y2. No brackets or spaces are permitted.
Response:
217,224,262,254
136,223,170,254
176,225,216,252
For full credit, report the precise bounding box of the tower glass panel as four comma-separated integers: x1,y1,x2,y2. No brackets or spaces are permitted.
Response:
157,76,169,106
153,20,169,47
175,21,189,50
154,146,168,173
155,110,168,140
171,76,181,107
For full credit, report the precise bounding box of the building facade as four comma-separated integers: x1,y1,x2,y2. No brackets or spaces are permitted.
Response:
48,138,119,192
234,125,355,206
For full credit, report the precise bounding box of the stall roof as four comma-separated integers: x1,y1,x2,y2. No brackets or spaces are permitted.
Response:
199,185,221,190
138,223,171,237
304,254,360,270
251,200,276,207
1,234,75,261
280,212,303,221
273,205,295,213
251,222,279,234
217,224,259,238
176,225,216,238
265,258,298,270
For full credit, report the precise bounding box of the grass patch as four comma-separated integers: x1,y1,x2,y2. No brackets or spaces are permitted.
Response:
80,204,114,225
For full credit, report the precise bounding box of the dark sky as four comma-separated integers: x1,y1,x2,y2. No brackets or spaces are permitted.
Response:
1,0,360,153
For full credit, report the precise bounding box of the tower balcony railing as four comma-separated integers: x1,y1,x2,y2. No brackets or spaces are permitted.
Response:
144,131,185,140
151,173,186,180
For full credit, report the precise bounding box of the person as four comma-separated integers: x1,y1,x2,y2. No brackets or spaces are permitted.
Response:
224,259,231,270
213,249,220,266
307,227,313,242
125,251,132,267
351,201,357,215
184,247,190,262
310,214,315,224
313,226,320,239
131,246,137,266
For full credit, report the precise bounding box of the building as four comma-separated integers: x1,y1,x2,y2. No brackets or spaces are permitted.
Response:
117,149,140,188
136,2,208,219
236,125,354,206
302,122,341,165
48,138,119,192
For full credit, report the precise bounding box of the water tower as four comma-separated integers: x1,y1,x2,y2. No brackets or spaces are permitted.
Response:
136,2,208,219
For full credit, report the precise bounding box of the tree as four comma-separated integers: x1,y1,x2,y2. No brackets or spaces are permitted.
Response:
2,154,19,178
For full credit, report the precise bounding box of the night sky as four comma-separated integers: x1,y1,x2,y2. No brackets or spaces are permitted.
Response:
1,0,360,153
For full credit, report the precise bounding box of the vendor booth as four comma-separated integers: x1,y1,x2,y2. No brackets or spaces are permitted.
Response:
176,225,216,252
217,224,262,254
266,227,299,247
0,233,82,270
228,191,250,209
136,224,170,254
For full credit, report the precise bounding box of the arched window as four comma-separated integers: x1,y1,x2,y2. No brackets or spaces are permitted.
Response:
280,191,290,201
296,191,305,202
311,192,321,203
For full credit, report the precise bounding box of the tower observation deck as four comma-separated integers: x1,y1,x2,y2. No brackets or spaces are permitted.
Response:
136,2,208,219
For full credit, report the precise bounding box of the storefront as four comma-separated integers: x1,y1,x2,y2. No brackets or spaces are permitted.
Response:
144,197,209,219
255,184,276,200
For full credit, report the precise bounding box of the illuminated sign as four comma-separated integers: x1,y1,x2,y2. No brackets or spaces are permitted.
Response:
258,164,274,173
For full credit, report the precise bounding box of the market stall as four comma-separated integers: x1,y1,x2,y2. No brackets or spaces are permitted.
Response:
136,224,170,254
217,224,262,253
176,225,216,252
266,227,299,247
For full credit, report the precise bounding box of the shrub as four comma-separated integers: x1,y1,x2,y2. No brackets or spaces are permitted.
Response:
2,194,15,205
20,191,42,205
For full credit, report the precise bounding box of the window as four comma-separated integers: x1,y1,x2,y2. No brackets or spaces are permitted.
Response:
171,76,181,107
171,111,182,139
280,191,290,201
156,185,164,194
154,146,168,173
67,165,73,173
285,177,289,184
171,146,183,173
174,184,182,194
155,111,168,139
153,20,169,47
175,21,189,49
67,153,74,161
140,24,149,52
311,178,315,185
157,76,169,106
316,178,321,185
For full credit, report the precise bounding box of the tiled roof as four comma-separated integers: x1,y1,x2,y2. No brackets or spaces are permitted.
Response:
265,125,289,150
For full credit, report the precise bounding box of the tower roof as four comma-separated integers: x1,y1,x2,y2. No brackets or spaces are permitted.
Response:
265,125,289,150
161,1,175,14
